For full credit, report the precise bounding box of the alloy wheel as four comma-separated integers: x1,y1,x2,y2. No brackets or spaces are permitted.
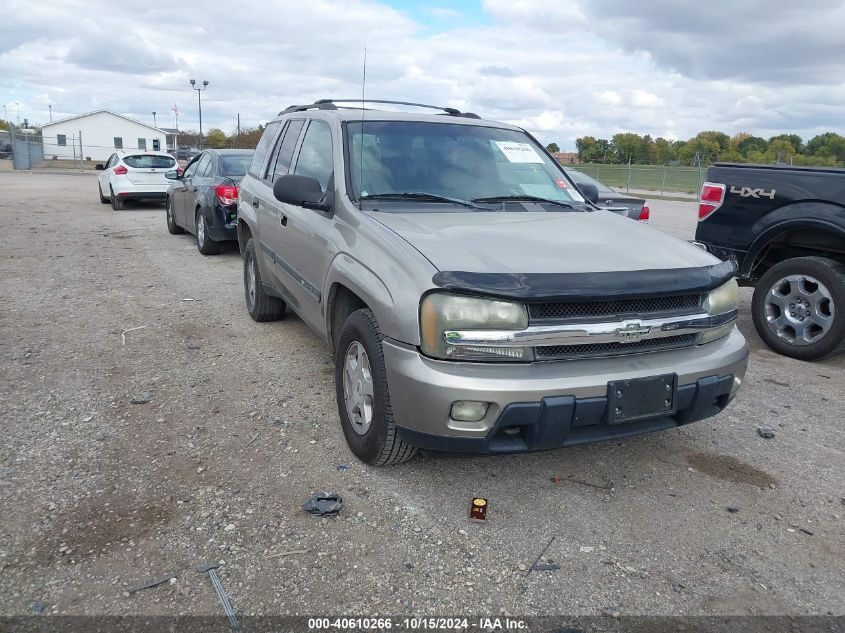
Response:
764,273,835,345
342,341,374,435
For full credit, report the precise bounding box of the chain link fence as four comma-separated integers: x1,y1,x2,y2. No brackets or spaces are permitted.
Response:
571,164,706,196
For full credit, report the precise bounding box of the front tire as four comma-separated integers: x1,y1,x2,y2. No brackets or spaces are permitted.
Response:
243,238,285,322
752,256,845,360
166,197,184,234
196,210,220,255
335,308,417,466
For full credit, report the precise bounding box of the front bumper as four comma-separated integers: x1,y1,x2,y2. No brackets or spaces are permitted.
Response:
384,328,748,453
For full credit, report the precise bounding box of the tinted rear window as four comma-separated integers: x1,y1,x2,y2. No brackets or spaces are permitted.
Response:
220,154,252,178
123,155,176,169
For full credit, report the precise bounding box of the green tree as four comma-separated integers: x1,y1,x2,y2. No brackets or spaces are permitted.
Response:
737,135,767,157
635,134,655,164
545,142,560,153
652,137,673,164
575,136,596,161
769,133,802,154
205,127,227,149
0,119,9,131
611,132,643,163
767,138,797,164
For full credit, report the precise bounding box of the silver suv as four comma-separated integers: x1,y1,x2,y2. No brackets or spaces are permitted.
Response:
237,99,749,465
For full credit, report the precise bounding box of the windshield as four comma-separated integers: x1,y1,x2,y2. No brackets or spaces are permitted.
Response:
123,155,176,169
564,168,616,196
219,153,252,178
345,121,584,207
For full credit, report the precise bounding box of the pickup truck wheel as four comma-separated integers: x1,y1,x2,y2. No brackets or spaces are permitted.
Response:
196,210,220,255
752,256,845,360
166,197,184,234
243,238,285,321
335,309,417,466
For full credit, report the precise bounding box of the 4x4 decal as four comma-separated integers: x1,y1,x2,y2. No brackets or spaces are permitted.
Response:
730,185,776,199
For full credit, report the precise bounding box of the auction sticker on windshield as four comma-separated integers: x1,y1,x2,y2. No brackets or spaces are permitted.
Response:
495,141,544,163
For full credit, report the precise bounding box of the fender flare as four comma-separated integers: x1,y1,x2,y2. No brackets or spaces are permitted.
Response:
324,253,395,349
742,217,845,276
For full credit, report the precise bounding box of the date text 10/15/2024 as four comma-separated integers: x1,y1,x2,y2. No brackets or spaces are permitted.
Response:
308,617,528,630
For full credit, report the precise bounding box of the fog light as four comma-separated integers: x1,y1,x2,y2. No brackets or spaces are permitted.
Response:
450,400,489,422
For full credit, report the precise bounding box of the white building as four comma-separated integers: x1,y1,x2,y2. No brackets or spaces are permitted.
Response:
41,109,167,161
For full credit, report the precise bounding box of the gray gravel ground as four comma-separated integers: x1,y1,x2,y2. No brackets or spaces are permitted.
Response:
0,172,843,619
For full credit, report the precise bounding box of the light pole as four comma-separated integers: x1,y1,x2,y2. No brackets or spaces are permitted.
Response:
49,104,52,122
189,79,209,148
152,111,157,128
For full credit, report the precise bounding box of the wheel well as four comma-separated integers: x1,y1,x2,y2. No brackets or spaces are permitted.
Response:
329,284,368,352
237,219,252,255
750,228,845,280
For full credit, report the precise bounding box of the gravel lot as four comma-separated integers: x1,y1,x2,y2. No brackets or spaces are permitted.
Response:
1,172,843,620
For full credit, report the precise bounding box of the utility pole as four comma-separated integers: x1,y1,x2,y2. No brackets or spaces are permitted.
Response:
172,104,179,157
152,111,157,128
49,104,52,122
189,79,209,149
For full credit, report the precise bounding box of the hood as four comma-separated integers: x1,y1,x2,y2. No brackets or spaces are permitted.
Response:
370,209,718,274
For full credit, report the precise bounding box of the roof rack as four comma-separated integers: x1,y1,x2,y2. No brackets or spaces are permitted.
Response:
279,99,480,119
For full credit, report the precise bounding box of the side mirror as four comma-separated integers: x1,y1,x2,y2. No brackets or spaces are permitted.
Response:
95,164,105,170
165,170,179,180
577,183,599,204
273,174,333,212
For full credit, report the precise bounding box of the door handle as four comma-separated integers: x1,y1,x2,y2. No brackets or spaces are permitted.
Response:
280,215,287,227
252,197,260,209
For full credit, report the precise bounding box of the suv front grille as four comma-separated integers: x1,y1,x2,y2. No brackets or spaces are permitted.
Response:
535,334,698,361
528,294,702,321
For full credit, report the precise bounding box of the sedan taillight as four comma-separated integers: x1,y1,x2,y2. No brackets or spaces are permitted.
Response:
637,204,650,221
215,184,238,205
113,165,128,175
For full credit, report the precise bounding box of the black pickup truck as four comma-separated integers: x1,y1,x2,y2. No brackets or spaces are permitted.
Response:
695,163,845,360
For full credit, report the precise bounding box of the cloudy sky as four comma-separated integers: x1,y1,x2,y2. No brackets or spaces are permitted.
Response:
2,0,844,149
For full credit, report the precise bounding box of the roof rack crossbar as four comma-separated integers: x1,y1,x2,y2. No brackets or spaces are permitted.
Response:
279,99,480,118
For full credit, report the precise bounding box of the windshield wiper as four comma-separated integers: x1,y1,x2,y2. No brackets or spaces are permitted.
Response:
472,195,576,209
360,192,485,210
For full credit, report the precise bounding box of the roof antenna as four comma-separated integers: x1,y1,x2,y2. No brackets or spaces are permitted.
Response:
358,47,366,210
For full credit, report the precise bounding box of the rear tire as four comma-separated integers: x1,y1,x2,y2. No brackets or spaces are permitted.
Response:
243,238,285,322
110,187,124,210
98,183,109,203
335,308,417,466
166,197,184,234
196,210,221,255
751,256,845,360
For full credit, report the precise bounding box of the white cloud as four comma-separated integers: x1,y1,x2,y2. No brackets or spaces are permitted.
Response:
1,0,843,152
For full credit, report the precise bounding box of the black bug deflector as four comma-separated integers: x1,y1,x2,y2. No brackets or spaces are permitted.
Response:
431,260,736,302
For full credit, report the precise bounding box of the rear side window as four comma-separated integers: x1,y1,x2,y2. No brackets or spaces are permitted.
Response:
248,121,281,178
220,154,253,178
293,121,333,190
269,119,305,182
123,155,177,169
194,154,212,177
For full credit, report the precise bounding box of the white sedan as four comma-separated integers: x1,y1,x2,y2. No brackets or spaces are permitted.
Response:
96,150,180,210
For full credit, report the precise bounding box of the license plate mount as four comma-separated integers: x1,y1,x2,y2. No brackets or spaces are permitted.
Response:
607,374,677,424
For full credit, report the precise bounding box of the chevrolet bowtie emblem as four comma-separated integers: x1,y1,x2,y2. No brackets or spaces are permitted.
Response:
615,322,651,342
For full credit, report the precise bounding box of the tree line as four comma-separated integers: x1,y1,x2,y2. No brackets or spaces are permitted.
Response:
176,125,265,150
568,131,845,167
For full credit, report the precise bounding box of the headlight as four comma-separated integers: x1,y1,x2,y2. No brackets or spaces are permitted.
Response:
700,279,740,343
704,279,740,315
420,293,531,361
